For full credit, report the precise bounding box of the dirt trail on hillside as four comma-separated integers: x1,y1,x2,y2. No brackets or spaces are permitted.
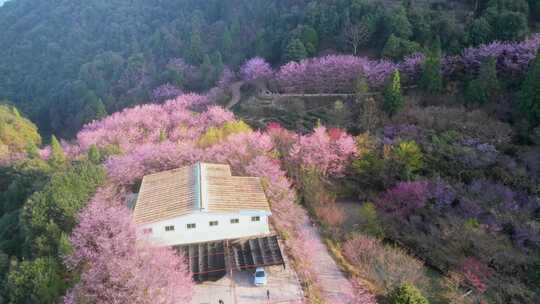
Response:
301,220,376,304
226,81,244,109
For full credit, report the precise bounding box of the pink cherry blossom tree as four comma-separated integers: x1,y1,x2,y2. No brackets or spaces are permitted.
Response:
289,126,357,176
239,57,274,83
65,187,194,304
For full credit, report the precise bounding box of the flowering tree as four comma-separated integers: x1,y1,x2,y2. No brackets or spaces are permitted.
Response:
376,181,430,218
289,126,357,176
239,57,273,83
270,35,540,94
152,83,184,102
275,55,396,93
459,257,492,295
65,188,193,304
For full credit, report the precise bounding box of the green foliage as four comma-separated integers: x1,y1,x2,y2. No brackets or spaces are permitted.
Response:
518,49,540,125
48,135,66,168
6,257,64,304
419,42,443,94
382,34,421,60
388,283,429,304
393,141,423,181
283,38,308,62
384,5,412,39
467,18,493,46
0,105,41,159
383,70,404,116
465,57,500,105
87,144,101,164
22,161,106,257
26,140,40,159
357,202,385,238
198,120,252,147
0,157,104,301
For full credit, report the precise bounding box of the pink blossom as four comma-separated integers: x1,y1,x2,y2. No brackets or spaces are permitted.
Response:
289,126,357,176
240,57,274,82
65,187,194,303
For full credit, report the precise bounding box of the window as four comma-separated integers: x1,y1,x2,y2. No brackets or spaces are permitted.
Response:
142,228,153,235
230,218,239,224
187,223,196,229
209,221,219,226
251,216,260,222
165,225,175,231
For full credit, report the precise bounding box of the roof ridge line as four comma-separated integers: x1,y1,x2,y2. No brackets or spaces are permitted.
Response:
199,162,208,211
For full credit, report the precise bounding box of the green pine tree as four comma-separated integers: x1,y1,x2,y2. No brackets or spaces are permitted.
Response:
519,49,540,125
26,140,40,159
49,135,66,168
383,70,404,116
87,144,101,164
465,57,500,104
389,283,429,304
419,38,443,94
283,38,307,62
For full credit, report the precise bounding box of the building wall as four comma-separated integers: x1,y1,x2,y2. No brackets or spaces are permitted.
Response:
137,211,271,246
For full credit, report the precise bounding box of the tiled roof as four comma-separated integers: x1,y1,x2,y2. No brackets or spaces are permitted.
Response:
133,162,270,224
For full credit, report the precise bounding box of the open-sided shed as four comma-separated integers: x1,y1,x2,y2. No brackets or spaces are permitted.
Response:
176,240,227,282
175,235,285,282
231,235,284,271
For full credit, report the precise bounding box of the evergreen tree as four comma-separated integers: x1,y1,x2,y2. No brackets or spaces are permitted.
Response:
221,29,233,56
48,135,66,168
519,49,540,125
389,283,429,304
283,39,307,62
419,38,443,94
465,57,500,104
189,12,204,64
383,70,404,116
26,141,40,159
87,144,101,164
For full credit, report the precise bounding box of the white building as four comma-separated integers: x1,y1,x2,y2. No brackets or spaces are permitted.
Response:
133,162,272,246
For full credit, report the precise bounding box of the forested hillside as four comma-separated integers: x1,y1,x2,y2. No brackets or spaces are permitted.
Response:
1,0,538,138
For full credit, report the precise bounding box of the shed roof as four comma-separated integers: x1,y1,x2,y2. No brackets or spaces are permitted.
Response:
133,162,270,224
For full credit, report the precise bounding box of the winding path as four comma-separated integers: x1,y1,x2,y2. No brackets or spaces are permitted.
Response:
226,81,244,109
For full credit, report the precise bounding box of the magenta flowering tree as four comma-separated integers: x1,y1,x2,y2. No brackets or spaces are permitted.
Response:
289,126,357,176
376,181,430,217
65,188,194,304
276,55,385,93
457,34,540,77
152,83,184,101
239,57,273,83
271,35,540,94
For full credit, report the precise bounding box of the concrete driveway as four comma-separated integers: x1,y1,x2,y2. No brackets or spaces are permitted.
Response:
191,264,304,304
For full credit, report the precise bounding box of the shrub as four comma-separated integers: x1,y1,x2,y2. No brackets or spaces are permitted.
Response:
388,283,429,304
343,234,426,294
376,181,430,218
357,202,385,238
392,141,423,180
313,203,346,234
198,120,252,147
